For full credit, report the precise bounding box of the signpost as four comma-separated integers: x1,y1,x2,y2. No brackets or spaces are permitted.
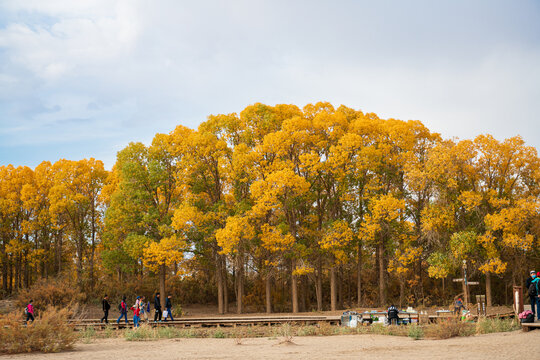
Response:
476,295,486,316
452,261,479,307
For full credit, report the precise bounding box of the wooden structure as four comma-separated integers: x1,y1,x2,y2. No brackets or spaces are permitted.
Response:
67,315,341,330
521,322,540,332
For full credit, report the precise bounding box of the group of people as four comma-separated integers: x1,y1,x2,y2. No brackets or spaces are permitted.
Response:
100,293,175,326
527,270,540,320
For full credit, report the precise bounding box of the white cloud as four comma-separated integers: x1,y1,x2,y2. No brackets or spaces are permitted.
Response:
0,0,539,168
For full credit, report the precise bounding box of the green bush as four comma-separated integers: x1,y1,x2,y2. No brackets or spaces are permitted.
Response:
124,325,154,341
156,326,180,339
212,329,226,338
407,324,424,340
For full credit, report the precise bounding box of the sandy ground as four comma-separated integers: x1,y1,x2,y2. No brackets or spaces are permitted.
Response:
6,331,540,360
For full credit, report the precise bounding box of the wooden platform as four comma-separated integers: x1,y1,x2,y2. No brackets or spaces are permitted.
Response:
68,315,342,330
521,322,540,332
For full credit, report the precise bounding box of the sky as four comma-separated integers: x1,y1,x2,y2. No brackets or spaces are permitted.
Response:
1,0,539,169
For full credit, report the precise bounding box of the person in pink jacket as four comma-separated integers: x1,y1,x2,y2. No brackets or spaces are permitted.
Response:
25,300,35,323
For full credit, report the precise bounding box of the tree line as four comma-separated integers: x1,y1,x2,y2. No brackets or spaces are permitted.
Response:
1,102,539,312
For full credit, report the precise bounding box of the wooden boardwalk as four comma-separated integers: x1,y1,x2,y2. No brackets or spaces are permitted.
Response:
68,315,342,330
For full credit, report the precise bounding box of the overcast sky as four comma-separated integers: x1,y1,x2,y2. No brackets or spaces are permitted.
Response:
1,0,539,169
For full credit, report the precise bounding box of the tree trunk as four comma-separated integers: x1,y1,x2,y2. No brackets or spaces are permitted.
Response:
15,255,20,290
223,256,228,313
90,200,96,290
217,260,224,314
486,272,492,307
338,266,344,309
399,280,405,308
159,264,166,310
55,229,63,274
378,242,386,306
300,276,307,312
357,246,362,307
2,238,7,294
330,266,337,311
76,231,84,286
265,272,272,313
316,263,323,311
237,254,243,314
291,259,299,313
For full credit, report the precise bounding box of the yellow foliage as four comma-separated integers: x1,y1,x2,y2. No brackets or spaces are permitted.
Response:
260,224,294,252
478,258,507,274
215,216,254,255
142,236,187,273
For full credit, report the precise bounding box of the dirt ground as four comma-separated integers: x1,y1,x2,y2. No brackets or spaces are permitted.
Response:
5,331,540,360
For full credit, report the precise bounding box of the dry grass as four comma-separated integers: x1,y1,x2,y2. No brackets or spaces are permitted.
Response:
77,317,520,345
0,307,77,354
16,278,86,313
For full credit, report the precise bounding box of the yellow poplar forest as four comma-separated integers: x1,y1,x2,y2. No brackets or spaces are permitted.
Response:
1,103,539,313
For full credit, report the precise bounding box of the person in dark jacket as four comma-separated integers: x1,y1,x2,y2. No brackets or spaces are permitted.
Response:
154,293,162,322
101,295,111,323
387,305,399,325
164,294,174,321
117,296,128,324
530,274,540,320
527,270,536,316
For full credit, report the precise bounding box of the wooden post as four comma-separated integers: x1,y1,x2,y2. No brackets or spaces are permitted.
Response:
513,286,523,316
462,261,469,307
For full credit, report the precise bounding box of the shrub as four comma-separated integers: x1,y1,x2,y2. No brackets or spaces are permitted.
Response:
0,307,77,354
475,318,520,334
124,325,154,341
156,326,180,339
16,278,86,313
424,319,475,339
81,326,97,343
212,329,226,338
407,324,424,340
296,325,317,336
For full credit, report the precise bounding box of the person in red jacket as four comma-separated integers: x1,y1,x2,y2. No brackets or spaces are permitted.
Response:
131,303,141,328
117,296,128,324
25,300,35,324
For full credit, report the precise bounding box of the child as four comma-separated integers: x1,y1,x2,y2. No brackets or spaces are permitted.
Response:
131,303,141,328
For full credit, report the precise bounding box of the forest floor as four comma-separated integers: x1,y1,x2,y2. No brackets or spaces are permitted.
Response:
4,330,539,359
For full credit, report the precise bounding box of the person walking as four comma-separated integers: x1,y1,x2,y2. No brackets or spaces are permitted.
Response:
140,296,149,322
131,303,141,328
25,300,35,324
527,270,537,316
154,293,162,322
164,294,174,321
529,272,540,320
117,296,128,324
101,295,111,323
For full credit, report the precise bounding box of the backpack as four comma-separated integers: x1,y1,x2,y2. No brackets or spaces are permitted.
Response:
24,306,28,315
529,282,538,297
522,313,535,324
118,302,123,312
